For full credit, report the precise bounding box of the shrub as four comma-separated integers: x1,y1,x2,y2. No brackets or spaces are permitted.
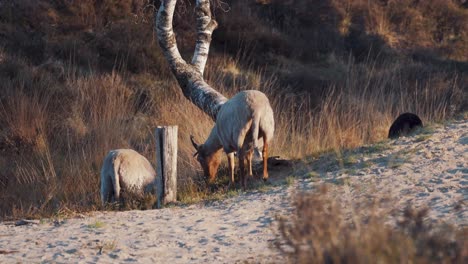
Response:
275,186,467,263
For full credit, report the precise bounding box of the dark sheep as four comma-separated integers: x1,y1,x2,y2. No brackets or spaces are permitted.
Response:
388,113,423,138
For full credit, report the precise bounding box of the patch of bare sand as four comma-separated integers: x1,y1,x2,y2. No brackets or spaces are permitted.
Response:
1,119,466,263
0,184,292,263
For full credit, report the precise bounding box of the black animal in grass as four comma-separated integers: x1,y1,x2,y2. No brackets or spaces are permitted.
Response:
388,113,423,138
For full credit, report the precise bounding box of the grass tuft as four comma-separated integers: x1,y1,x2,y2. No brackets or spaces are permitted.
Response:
87,220,105,229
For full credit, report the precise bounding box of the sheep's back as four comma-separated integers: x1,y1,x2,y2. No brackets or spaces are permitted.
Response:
112,149,157,190
215,90,273,151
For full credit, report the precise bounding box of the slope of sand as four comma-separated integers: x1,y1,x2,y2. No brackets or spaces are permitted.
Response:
299,119,467,226
1,119,466,263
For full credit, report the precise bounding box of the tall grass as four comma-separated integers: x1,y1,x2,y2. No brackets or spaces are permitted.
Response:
0,51,463,219
0,0,466,219
267,55,464,157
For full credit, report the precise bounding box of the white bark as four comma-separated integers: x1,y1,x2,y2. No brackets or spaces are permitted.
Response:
156,0,227,121
155,0,185,71
191,0,218,75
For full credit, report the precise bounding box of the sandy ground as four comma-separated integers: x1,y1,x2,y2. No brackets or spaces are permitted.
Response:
1,119,466,263
0,187,291,263
299,119,467,226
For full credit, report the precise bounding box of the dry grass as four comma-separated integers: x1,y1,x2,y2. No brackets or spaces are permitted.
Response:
245,0,468,60
0,0,466,219
0,51,463,219
275,186,467,264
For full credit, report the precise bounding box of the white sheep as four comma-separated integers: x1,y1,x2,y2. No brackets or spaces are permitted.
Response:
190,90,275,189
100,149,157,206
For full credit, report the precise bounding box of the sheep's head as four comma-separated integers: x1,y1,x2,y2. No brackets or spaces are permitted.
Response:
191,135,221,183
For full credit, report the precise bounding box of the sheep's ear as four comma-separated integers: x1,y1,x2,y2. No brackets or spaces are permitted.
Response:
190,135,199,150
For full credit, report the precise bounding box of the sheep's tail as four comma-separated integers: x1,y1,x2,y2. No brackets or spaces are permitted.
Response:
251,114,262,158
111,155,121,201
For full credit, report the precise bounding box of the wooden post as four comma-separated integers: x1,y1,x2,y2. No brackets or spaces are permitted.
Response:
155,126,178,208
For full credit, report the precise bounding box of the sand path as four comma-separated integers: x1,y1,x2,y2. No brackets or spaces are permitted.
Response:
0,185,292,263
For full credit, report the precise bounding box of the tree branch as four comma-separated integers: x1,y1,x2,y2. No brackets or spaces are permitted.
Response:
155,0,187,70
156,0,227,121
191,0,218,75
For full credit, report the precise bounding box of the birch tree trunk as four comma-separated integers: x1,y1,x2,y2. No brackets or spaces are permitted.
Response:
155,0,227,121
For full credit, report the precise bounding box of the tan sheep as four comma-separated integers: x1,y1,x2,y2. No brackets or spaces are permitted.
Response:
100,149,157,206
190,90,275,189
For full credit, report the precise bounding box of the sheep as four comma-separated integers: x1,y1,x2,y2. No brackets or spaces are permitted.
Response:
388,113,423,138
100,149,157,206
190,90,275,189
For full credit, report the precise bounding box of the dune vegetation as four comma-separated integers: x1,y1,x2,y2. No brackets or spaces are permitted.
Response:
0,0,466,221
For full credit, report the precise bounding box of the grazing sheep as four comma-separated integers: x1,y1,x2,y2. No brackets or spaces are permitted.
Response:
388,113,423,138
100,149,157,206
190,90,275,189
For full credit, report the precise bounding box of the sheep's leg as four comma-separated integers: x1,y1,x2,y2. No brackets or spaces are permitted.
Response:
238,151,247,190
100,177,107,205
227,153,235,184
101,175,113,206
113,180,121,203
247,150,253,178
111,161,121,204
262,139,269,181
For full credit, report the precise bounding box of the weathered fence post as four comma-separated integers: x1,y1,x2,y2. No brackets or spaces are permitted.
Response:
155,126,178,208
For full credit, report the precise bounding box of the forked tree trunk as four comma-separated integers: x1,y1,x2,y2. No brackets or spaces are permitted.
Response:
155,0,227,121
